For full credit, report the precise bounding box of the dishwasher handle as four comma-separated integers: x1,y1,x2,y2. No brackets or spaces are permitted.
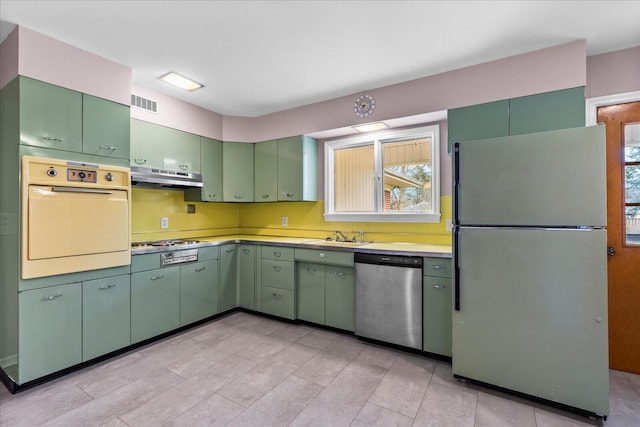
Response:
354,252,423,268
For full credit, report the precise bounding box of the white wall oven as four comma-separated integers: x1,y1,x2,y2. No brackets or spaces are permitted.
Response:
21,156,131,279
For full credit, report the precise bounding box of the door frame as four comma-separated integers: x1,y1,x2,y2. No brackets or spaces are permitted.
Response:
586,90,640,125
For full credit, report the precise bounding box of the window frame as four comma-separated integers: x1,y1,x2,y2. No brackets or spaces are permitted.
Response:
324,124,440,223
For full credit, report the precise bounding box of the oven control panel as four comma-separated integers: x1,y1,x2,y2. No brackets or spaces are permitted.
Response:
67,168,97,183
22,155,130,189
161,249,199,267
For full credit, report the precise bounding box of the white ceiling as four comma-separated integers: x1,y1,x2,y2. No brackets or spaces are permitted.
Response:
1,1,639,117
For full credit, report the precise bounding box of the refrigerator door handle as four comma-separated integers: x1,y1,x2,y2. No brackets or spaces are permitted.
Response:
453,143,460,226
453,225,460,311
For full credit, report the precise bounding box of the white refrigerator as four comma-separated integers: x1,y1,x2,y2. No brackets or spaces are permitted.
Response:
452,125,609,419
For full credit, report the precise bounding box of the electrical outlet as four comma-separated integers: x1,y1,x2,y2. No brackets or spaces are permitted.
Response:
446,219,453,231
281,216,288,227
160,217,169,229
186,204,196,214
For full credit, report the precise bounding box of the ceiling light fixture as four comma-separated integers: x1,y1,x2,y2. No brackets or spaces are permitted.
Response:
159,72,203,92
351,122,389,133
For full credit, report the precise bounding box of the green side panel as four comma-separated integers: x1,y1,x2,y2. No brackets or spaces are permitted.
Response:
130,119,164,169
19,77,82,153
302,135,318,201
261,259,295,291
509,87,585,136
82,94,130,159
237,245,256,309
254,140,278,202
294,248,354,267
223,142,254,202
82,275,131,361
277,136,303,201
297,263,325,324
325,266,355,331
180,260,218,325
18,283,82,383
186,137,223,202
422,258,452,279
131,267,180,343
163,127,201,173
447,100,509,153
422,275,452,356
218,244,237,311
261,246,295,262
261,285,295,320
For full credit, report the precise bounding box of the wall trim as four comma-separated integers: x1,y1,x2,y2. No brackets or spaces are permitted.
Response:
586,91,640,125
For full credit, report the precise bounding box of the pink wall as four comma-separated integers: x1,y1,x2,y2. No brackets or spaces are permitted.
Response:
130,85,223,140
586,46,640,98
14,26,131,105
224,40,587,142
0,28,19,90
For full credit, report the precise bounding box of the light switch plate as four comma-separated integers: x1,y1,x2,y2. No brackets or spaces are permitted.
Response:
446,219,453,231
161,217,169,229
282,216,288,227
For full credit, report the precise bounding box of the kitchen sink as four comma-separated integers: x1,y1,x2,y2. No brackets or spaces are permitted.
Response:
303,239,370,248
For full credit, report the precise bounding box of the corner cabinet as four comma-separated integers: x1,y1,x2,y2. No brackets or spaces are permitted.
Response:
223,142,254,202
423,258,452,357
254,136,318,202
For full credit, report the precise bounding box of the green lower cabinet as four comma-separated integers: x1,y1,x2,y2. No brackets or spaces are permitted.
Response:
297,263,326,324
423,275,452,357
18,283,82,383
261,285,295,319
219,244,237,312
131,266,180,343
180,260,218,326
82,275,131,361
325,266,355,331
261,259,295,291
238,245,257,309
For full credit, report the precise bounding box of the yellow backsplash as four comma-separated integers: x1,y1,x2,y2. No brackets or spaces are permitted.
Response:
132,189,452,245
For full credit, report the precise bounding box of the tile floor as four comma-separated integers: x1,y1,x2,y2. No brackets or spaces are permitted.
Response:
1,311,639,426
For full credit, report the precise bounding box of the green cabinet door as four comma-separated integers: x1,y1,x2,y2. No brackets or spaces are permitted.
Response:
163,127,201,173
297,263,326,324
509,87,585,136
18,283,82,383
82,275,131,361
131,267,180,343
447,100,509,152
130,119,164,169
325,266,355,331
254,139,278,202
219,244,237,311
238,245,256,309
278,136,317,201
82,94,130,159
180,260,218,325
185,137,223,202
423,276,452,357
19,77,82,152
223,142,254,202
261,285,295,319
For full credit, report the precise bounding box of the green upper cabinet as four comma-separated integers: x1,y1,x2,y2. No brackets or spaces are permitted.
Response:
82,94,130,159
509,87,585,136
163,127,201,174
19,77,83,152
277,135,317,201
185,137,223,202
223,142,254,202
130,119,164,169
448,87,586,152
254,139,278,202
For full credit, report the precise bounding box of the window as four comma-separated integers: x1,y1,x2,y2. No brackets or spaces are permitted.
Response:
625,122,640,245
324,125,440,222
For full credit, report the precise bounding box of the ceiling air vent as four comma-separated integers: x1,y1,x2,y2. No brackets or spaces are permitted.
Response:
131,94,158,113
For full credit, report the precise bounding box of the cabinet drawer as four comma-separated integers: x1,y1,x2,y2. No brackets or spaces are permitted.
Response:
261,285,295,320
261,246,294,261
294,248,354,267
423,257,452,278
261,259,294,290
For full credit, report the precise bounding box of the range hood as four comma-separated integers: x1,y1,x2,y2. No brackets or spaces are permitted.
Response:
130,166,203,189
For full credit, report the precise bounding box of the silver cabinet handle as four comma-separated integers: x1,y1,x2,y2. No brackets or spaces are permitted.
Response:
99,284,116,290
151,275,164,280
134,158,147,164
195,267,206,272
306,267,316,273
432,265,445,270
335,271,346,277
42,136,63,142
234,194,244,199
225,248,234,253
319,253,325,258
242,248,250,254
283,192,294,198
272,293,282,299
262,194,270,199
273,251,281,257
432,284,447,289
99,145,116,150
273,265,281,272
178,164,189,170
208,194,217,198
42,294,63,301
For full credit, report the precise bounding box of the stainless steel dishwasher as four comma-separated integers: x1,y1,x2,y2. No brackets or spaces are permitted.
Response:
355,253,423,349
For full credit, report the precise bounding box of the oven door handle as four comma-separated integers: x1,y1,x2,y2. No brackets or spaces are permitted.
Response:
51,187,113,195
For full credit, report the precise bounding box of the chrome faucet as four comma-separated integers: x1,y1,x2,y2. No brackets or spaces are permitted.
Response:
335,230,348,242
351,231,365,244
